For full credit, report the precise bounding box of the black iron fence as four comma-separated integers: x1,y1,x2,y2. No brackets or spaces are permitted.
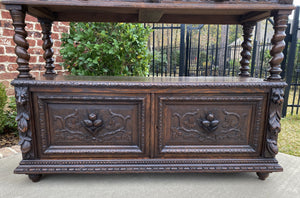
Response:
282,7,300,117
147,7,300,116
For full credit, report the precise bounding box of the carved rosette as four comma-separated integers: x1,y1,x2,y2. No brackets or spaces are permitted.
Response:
265,88,284,157
239,22,255,77
15,86,34,159
39,18,56,75
268,11,289,81
9,6,32,79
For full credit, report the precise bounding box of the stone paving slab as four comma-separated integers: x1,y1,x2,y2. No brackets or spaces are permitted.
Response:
0,152,299,198
0,145,21,159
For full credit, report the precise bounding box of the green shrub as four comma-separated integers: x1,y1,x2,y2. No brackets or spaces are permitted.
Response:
4,97,17,134
0,83,8,133
60,22,152,76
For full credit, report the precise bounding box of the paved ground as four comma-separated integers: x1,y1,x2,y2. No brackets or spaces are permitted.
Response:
0,149,299,198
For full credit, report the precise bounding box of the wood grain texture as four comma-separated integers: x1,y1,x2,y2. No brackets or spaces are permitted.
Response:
39,18,56,75
7,6,33,79
268,10,291,80
239,22,255,77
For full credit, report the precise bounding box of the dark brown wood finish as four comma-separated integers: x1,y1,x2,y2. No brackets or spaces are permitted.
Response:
239,21,255,77
39,18,56,75
6,5,33,79
2,0,294,182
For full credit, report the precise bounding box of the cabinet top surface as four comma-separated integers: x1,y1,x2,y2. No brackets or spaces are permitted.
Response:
3,0,295,24
11,76,287,88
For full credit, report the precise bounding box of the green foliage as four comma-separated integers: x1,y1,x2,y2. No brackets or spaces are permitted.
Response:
0,83,8,133
150,50,168,74
4,97,17,134
60,22,152,76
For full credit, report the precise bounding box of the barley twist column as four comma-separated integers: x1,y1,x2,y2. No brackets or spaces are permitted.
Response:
8,5,33,79
239,22,255,77
268,10,290,81
39,18,56,75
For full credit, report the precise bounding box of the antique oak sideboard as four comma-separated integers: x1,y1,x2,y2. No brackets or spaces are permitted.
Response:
2,0,294,182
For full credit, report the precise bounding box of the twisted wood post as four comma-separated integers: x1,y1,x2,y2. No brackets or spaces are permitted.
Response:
239,22,255,77
39,18,56,75
267,10,291,81
7,5,33,79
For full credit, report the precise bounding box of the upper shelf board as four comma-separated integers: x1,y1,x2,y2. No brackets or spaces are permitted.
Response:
2,0,295,24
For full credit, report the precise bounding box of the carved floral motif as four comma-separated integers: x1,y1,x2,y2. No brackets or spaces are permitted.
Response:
265,88,284,157
172,109,244,142
15,86,33,159
54,109,132,143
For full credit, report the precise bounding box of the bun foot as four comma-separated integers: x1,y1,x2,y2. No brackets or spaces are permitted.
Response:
256,172,270,180
28,174,42,182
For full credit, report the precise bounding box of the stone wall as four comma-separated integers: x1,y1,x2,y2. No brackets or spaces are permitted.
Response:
0,4,69,96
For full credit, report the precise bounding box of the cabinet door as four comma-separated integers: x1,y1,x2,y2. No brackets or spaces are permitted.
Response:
155,94,267,158
33,92,150,158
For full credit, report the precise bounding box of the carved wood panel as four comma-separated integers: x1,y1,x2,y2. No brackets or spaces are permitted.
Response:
33,93,148,158
156,94,266,157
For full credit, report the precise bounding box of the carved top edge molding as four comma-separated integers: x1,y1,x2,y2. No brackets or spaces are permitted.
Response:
11,79,287,89
2,0,293,6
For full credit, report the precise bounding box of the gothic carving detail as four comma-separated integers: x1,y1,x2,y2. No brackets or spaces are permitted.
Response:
265,88,284,157
15,87,33,159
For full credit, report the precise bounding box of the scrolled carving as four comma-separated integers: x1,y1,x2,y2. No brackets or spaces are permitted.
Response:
265,88,284,157
54,109,131,143
9,7,32,79
39,18,56,75
172,109,243,142
15,86,33,159
239,22,255,77
268,11,289,80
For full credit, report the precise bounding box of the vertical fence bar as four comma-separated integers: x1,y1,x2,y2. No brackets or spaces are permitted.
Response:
232,25,238,76
223,25,229,76
260,19,268,78
196,27,201,76
281,23,291,79
251,23,258,77
214,25,219,76
185,26,190,76
228,46,231,76
291,72,299,115
161,24,164,76
152,23,155,76
170,24,173,76
282,6,299,117
205,25,210,76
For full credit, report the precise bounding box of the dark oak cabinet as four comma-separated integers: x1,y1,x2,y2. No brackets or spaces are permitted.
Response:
2,0,294,182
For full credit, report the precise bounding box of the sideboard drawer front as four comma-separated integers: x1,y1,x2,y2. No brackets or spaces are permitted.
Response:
34,93,149,158
156,94,266,157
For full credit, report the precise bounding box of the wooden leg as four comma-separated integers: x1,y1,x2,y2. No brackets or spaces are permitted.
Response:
268,10,291,81
39,18,56,75
256,172,270,180
28,174,42,182
7,5,33,79
239,21,255,77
